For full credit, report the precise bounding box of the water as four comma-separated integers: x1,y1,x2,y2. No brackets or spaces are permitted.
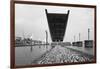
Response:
15,45,51,66
15,45,94,66
65,46,94,55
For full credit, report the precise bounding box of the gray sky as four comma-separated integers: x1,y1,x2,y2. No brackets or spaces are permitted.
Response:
15,4,94,42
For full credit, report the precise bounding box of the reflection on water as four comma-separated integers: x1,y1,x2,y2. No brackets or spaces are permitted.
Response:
66,46,94,55
15,45,94,66
15,45,51,66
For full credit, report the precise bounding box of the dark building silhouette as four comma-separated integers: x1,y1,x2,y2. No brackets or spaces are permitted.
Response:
45,9,70,42
76,41,83,47
72,42,77,46
84,40,93,48
84,28,93,48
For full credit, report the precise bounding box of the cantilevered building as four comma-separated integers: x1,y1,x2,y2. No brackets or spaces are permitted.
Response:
45,9,70,42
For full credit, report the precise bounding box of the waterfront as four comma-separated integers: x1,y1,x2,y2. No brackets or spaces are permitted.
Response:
15,45,51,66
15,45,94,66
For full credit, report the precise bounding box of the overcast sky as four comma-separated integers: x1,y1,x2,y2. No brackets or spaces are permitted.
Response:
15,4,94,42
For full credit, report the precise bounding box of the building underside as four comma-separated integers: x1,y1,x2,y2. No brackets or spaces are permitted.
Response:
45,9,70,42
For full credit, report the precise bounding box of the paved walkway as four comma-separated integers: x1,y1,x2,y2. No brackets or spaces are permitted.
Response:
35,46,94,64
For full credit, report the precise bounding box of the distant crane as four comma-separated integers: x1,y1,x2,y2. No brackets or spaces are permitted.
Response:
45,30,48,48
74,35,76,42
88,28,90,40
30,34,33,52
79,33,80,41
